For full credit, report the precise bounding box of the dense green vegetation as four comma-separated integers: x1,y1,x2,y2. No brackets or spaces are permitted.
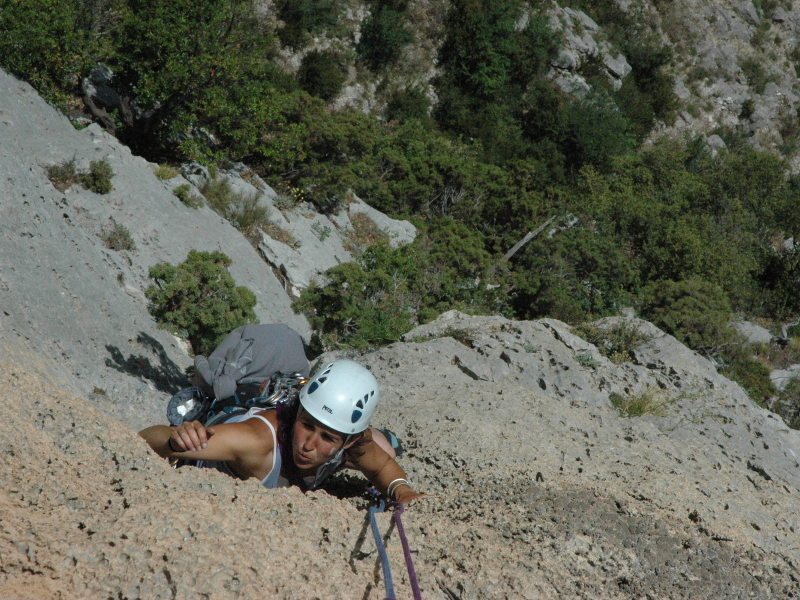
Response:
2,0,799,421
146,251,258,356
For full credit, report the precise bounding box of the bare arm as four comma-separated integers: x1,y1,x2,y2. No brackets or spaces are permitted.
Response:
351,442,425,504
138,419,275,479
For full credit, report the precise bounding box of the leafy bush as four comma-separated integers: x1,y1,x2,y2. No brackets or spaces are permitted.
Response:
741,57,769,94
101,223,136,251
275,0,342,49
357,3,413,71
294,222,498,349
509,227,637,323
79,159,114,194
0,0,112,104
717,345,777,406
639,279,733,351
774,378,800,429
740,98,756,120
385,87,431,123
146,250,258,356
298,51,346,101
47,158,114,194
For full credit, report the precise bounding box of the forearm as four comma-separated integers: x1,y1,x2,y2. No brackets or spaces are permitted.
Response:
138,425,177,458
370,457,418,501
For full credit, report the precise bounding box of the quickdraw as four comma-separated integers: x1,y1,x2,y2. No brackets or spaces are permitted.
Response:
368,492,422,600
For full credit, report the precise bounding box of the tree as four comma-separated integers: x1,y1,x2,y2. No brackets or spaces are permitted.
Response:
146,250,258,355
111,0,278,155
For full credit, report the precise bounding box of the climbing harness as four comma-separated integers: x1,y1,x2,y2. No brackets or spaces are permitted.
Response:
368,492,422,600
167,371,308,427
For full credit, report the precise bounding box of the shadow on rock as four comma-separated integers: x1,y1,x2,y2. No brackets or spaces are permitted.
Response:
105,332,185,394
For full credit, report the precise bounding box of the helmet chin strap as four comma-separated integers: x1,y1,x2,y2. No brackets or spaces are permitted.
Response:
310,434,352,489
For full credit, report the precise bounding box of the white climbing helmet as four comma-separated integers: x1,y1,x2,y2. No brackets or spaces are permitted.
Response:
298,360,379,434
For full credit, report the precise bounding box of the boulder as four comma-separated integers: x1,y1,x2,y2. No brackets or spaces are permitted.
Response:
732,320,774,344
771,364,800,391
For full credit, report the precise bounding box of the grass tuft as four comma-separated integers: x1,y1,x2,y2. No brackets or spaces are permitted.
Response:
101,222,136,251
609,388,673,417
153,163,180,180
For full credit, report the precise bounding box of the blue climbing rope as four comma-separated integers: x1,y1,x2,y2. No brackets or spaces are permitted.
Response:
369,496,396,600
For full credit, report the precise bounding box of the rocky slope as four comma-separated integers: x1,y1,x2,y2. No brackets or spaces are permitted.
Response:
2,308,800,599
2,64,800,599
286,0,800,169
0,67,413,432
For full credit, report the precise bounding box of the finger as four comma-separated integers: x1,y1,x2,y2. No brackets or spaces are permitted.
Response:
191,422,209,448
169,432,187,452
178,427,201,451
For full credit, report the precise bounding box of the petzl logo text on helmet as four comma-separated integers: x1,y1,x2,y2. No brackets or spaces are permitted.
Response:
321,405,333,414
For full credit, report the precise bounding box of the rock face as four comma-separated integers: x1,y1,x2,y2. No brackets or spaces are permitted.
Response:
3,66,800,600
259,192,417,296
3,309,800,599
0,68,315,430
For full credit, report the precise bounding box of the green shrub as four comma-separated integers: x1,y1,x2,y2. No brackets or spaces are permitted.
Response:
740,98,756,119
275,0,341,49
741,57,769,94
357,4,413,71
101,223,136,251
0,0,107,105
294,222,498,349
298,51,346,101
48,158,114,194
293,260,417,350
173,183,204,209
145,250,258,356
385,88,431,122
774,378,800,429
639,279,733,351
79,159,114,194
718,347,777,406
510,227,637,323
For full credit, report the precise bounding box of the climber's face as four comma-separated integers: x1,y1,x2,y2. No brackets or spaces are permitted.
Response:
292,407,349,471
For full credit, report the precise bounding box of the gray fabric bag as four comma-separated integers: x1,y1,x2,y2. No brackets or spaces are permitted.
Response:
192,324,309,401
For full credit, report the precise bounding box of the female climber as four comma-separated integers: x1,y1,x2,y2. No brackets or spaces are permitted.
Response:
139,359,423,504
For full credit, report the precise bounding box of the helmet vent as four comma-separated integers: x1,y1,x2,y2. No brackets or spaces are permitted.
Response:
318,376,328,383
308,382,320,394
356,399,364,409
363,393,369,404
351,410,362,423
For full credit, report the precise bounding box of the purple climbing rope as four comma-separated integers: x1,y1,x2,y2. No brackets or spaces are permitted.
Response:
392,502,422,600
368,490,422,600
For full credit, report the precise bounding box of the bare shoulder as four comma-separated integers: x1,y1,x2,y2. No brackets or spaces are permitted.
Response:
210,413,276,455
